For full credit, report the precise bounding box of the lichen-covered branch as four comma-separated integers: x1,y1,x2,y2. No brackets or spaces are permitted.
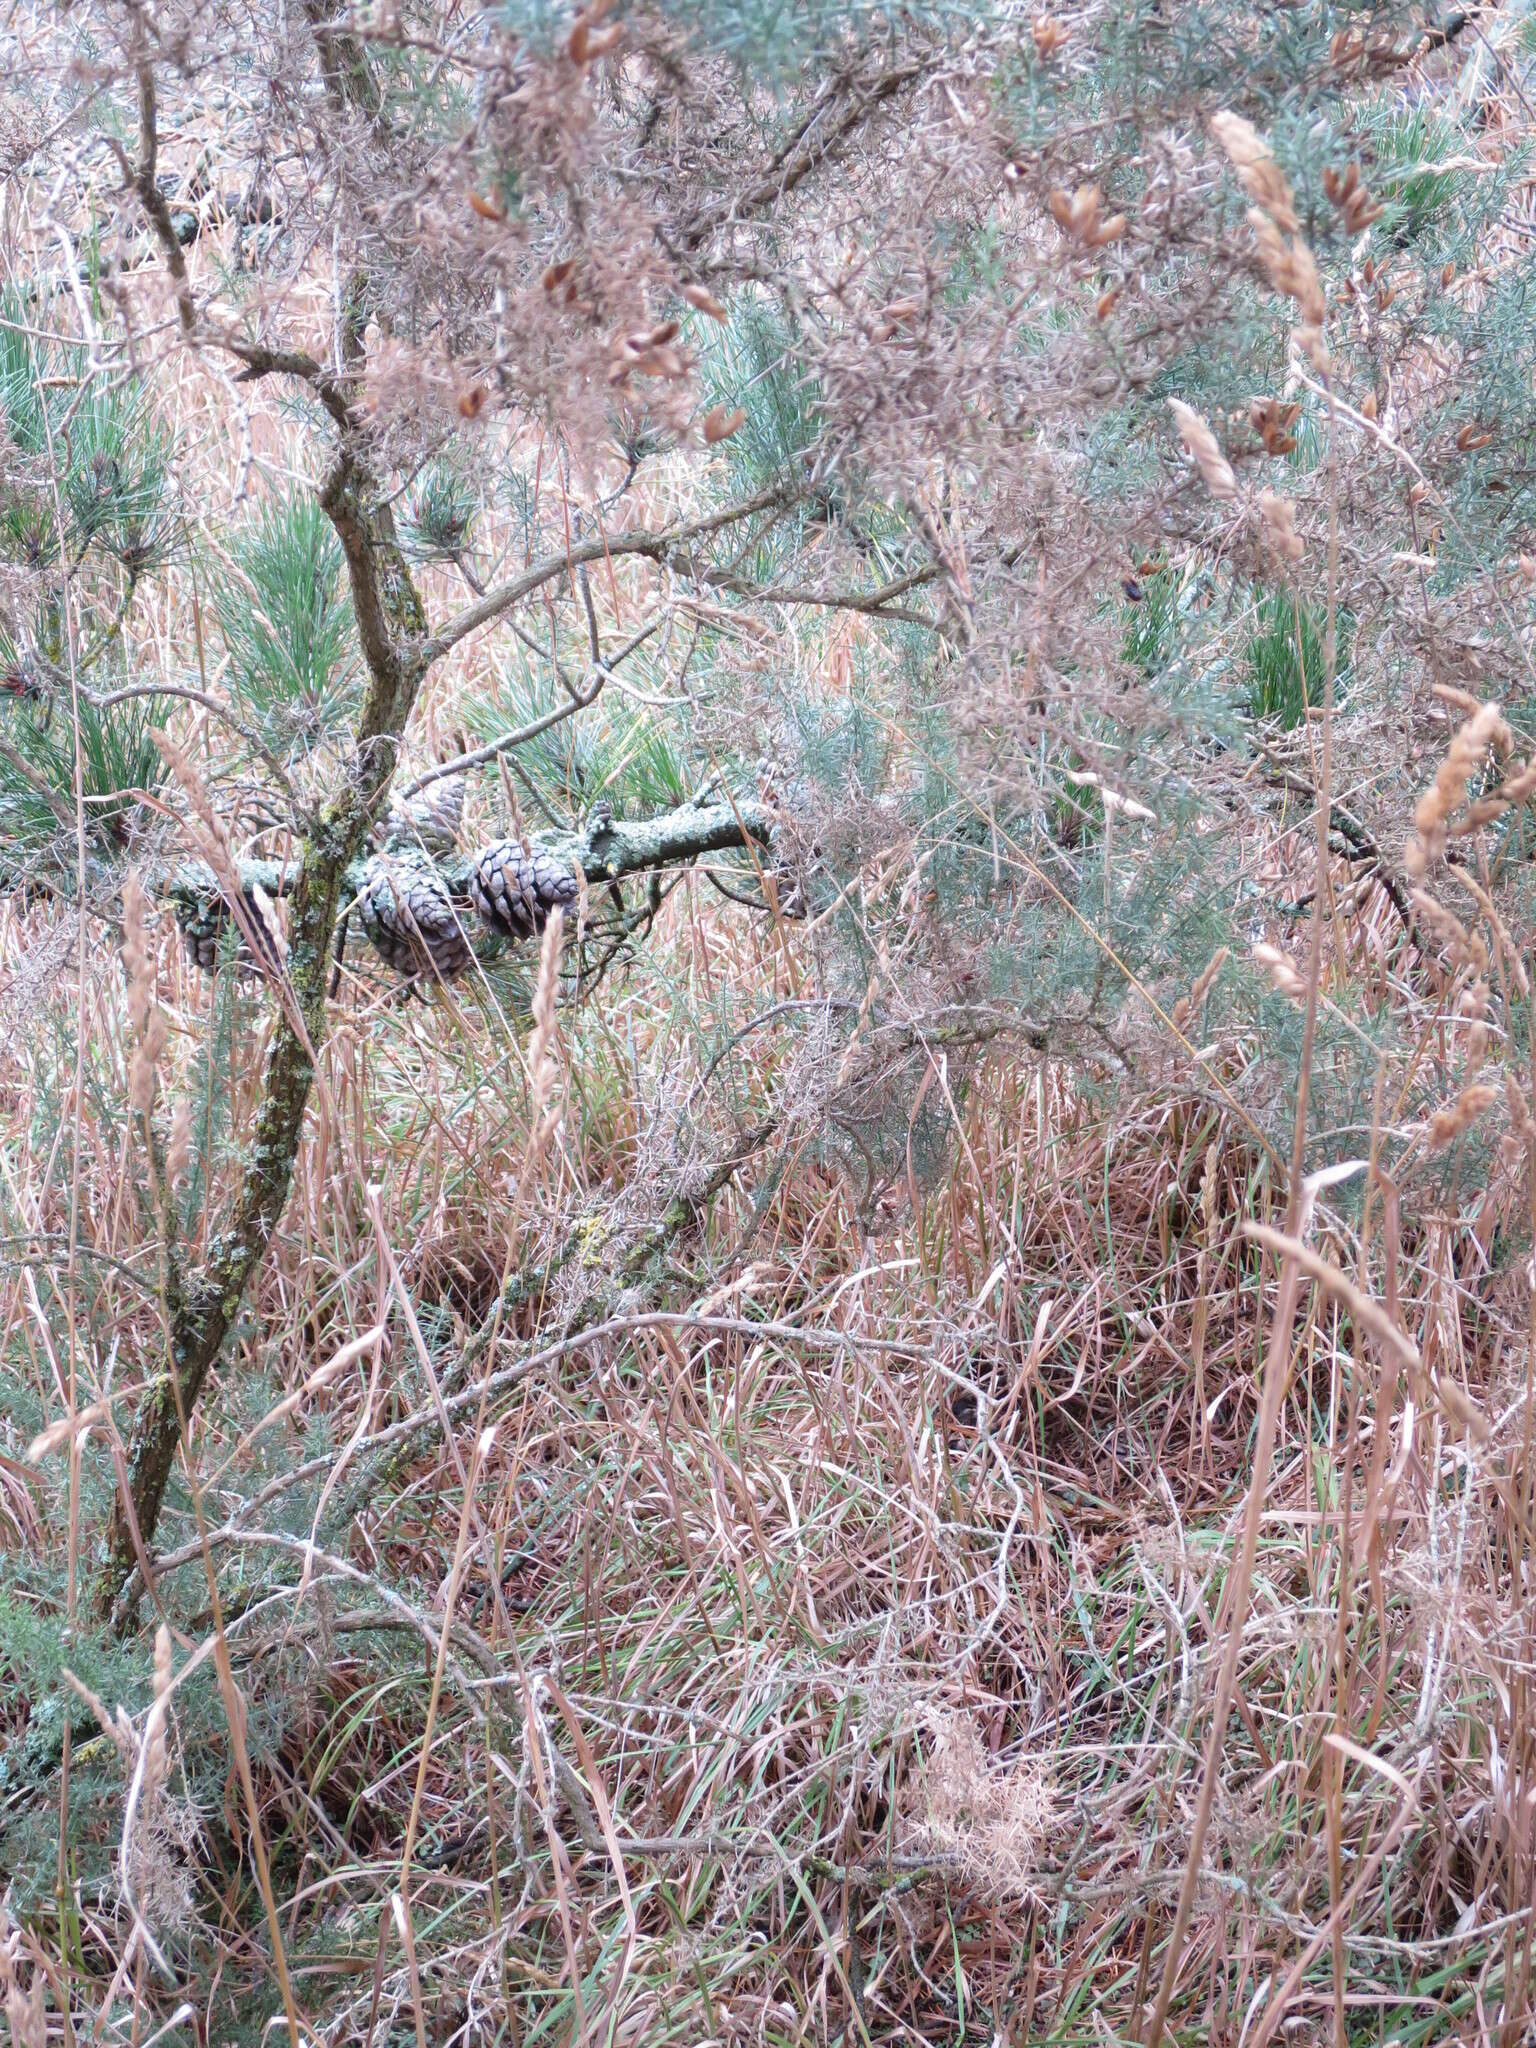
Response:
165,795,778,976
100,786,776,1612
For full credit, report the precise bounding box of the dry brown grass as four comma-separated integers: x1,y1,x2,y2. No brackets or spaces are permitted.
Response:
9,5,1536,2046
5,840,1534,2043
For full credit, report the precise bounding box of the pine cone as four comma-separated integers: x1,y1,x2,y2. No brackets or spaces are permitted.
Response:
469,838,580,942
356,851,474,980
375,772,466,858
172,869,283,976
176,899,228,972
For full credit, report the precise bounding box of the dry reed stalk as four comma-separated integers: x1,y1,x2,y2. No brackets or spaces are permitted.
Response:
1168,398,1237,500
1408,887,1487,972
1443,866,1532,998
0,1918,44,2048
121,873,166,1113
525,906,565,1173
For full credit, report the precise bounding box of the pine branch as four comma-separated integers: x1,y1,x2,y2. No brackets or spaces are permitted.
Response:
224,339,358,431
667,554,947,630
672,56,932,253
398,677,605,800
118,62,195,337
417,484,799,665
162,794,777,946
303,0,386,124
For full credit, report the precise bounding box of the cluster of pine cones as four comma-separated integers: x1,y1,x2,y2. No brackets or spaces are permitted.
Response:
174,773,585,984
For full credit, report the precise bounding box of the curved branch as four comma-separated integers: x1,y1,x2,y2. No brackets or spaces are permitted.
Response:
418,484,797,666
98,447,431,1618
120,63,195,337
671,556,946,630
398,676,604,800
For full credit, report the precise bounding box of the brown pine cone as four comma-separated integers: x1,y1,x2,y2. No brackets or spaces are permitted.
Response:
356,852,475,980
469,838,580,942
374,771,466,858
172,868,284,976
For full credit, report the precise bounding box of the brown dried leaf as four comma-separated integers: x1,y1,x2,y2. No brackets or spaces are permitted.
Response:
1033,14,1066,58
682,282,728,322
704,404,746,444
1259,489,1304,562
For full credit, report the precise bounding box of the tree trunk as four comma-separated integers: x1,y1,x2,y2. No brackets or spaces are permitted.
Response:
95,450,427,1618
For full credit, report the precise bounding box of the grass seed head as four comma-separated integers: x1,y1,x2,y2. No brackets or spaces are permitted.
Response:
1169,398,1237,500
1407,700,1512,874
1251,941,1306,1001
1259,489,1304,562
1211,110,1299,232
1170,944,1229,1032
1429,1081,1498,1150
166,1097,193,1186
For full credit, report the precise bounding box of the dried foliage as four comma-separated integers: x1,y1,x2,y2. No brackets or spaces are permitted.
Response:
5,1,1536,2044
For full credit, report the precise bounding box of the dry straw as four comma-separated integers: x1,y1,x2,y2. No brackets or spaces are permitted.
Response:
0,1918,43,2048
122,873,166,1114
525,906,566,1166
1505,1071,1536,1148
166,1097,193,1185
911,1712,1052,1900
1405,699,1512,876
1251,941,1306,1000
1168,399,1236,500
1458,979,1490,1066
